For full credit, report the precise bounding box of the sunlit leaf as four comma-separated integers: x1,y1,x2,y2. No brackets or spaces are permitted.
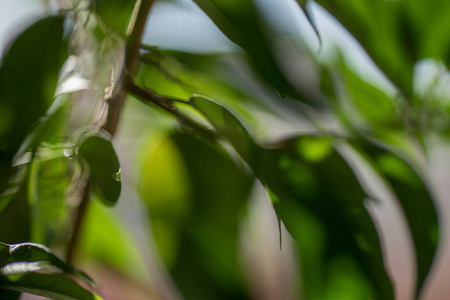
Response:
28,157,72,245
93,0,136,36
78,135,121,206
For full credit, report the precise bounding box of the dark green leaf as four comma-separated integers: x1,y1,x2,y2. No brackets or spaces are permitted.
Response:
192,0,316,105
259,138,394,300
78,135,121,206
0,16,68,194
188,97,394,299
189,96,260,165
0,242,99,300
1,273,99,300
0,176,31,244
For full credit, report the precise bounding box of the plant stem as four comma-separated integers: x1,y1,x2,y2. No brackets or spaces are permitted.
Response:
104,0,155,135
66,0,155,263
125,79,218,142
66,177,91,264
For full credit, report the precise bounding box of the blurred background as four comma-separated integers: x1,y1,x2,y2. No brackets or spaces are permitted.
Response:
2,0,450,299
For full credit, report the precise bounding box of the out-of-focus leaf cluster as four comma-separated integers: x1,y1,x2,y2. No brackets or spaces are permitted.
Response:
1,0,448,299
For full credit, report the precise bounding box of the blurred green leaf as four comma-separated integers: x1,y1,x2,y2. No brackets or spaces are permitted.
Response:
93,0,136,36
313,0,414,100
78,135,121,206
192,0,316,104
78,200,149,282
187,97,393,299
0,16,68,194
28,157,72,245
351,140,439,296
404,1,450,65
261,138,393,300
189,96,260,165
0,177,31,244
139,130,253,300
0,242,99,299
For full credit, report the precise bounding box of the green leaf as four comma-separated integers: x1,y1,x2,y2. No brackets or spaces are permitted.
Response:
78,135,121,206
0,273,100,300
192,0,316,105
188,97,394,299
0,242,99,300
259,138,394,300
0,176,31,244
188,96,259,165
0,16,68,194
93,0,136,36
28,157,73,245
138,131,253,300
78,200,149,282
331,60,399,129
314,0,414,100
351,140,439,297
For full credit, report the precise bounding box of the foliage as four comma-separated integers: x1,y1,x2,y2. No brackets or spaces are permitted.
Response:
0,0,447,299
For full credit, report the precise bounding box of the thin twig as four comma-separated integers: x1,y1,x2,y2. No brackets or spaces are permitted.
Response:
125,79,218,142
66,0,155,263
104,0,156,135
66,177,91,263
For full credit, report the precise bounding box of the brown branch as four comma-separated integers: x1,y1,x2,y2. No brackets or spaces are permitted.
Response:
125,79,218,142
67,0,155,263
66,177,91,263
104,0,155,135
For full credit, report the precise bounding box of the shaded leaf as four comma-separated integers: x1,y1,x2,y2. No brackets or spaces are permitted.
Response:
78,135,121,206
351,140,439,296
188,97,394,299
314,0,414,100
0,16,68,194
0,242,99,300
192,0,316,105
259,138,393,300
0,273,99,300
0,176,31,244
189,95,259,165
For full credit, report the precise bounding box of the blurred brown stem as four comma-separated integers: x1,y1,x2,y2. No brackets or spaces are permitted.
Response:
66,0,155,263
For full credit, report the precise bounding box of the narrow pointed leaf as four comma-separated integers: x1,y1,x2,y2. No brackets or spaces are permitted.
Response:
188,97,394,299
0,16,68,194
351,140,439,296
192,0,316,104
